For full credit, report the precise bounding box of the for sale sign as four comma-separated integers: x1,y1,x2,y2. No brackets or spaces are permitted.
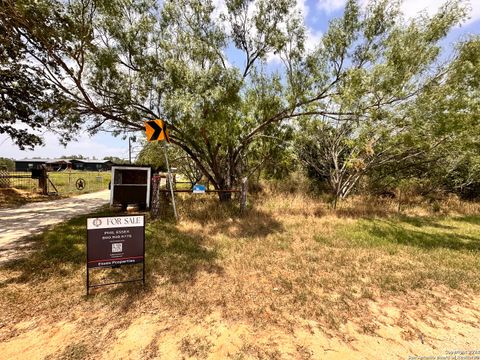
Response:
87,215,145,268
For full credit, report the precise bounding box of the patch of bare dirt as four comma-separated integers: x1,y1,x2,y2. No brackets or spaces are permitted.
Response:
1,296,479,360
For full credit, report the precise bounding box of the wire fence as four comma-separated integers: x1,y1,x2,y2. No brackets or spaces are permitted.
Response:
48,171,111,194
0,171,39,192
0,170,111,195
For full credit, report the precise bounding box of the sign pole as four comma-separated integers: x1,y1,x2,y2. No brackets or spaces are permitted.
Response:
163,142,178,220
145,118,177,220
86,255,90,295
142,222,146,286
86,220,89,295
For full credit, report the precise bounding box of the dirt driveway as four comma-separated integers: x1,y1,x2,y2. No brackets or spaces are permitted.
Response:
0,190,110,261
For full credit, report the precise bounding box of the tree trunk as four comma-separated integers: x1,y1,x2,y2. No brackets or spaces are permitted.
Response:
218,190,232,202
332,191,340,210
240,177,248,212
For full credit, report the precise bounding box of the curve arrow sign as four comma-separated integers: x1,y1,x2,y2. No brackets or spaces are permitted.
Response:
144,119,170,143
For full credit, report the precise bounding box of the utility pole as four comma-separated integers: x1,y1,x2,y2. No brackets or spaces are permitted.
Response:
128,137,132,164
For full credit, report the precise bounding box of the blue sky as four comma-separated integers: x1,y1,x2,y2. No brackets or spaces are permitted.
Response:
1,0,479,161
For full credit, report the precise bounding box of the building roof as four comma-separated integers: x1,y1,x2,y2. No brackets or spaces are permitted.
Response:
69,159,113,164
16,158,51,163
16,158,114,164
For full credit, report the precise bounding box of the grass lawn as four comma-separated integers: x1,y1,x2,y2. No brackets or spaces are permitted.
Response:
46,171,111,195
1,191,479,359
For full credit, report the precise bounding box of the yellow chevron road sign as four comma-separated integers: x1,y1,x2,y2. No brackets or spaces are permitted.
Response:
144,119,170,142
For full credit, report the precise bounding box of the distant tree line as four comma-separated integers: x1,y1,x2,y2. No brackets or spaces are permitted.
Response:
0,157,14,171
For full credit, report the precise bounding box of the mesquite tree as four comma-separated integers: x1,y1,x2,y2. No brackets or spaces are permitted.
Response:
0,1,65,149
2,0,474,202
294,0,475,204
2,0,305,200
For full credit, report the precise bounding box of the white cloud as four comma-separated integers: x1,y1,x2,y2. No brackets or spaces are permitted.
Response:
265,26,322,63
468,0,480,24
212,0,228,21
305,28,323,53
298,0,323,54
315,0,480,25
296,0,310,18
264,1,318,63
401,0,480,25
265,52,282,64
400,0,446,18
316,0,346,14
0,132,130,161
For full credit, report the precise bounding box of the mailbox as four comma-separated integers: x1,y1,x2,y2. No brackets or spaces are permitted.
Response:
110,166,151,209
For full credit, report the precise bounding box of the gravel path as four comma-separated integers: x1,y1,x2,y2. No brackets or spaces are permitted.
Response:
0,190,110,262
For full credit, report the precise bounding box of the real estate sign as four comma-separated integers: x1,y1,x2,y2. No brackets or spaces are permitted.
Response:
86,215,145,268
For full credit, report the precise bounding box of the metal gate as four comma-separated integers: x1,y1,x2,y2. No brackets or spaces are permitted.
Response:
0,169,42,193
47,170,110,195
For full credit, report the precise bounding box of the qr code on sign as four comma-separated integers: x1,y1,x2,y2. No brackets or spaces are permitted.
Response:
112,243,122,253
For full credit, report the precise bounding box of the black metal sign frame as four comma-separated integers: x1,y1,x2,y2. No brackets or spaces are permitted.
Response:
86,214,145,295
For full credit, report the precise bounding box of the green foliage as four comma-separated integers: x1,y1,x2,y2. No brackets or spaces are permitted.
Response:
2,0,478,199
103,156,129,165
0,2,50,149
295,1,479,201
136,142,167,171
0,0,88,148
367,35,480,199
1,0,303,196
0,157,15,171
136,142,203,185
59,155,84,160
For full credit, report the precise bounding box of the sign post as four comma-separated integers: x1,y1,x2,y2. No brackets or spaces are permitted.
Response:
86,214,145,295
162,142,178,219
144,119,178,220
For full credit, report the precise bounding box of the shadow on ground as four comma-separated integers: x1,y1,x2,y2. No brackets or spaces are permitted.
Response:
88,218,223,312
0,210,111,285
0,209,222,290
359,217,480,251
395,216,457,229
145,220,222,283
454,215,480,226
178,197,284,238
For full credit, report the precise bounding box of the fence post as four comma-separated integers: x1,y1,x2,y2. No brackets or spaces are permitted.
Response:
38,167,48,195
0,167,10,188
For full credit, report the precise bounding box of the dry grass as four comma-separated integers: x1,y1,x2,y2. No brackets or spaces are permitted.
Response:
0,188,51,208
1,188,480,358
179,335,213,359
